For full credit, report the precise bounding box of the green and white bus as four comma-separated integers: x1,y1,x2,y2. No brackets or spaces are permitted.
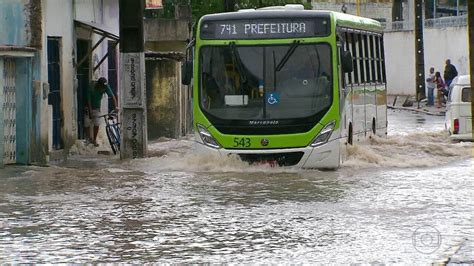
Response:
182,4,387,168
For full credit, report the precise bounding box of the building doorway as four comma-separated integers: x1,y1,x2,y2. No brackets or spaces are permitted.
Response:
47,37,64,150
76,39,90,140
2,58,16,164
107,40,118,112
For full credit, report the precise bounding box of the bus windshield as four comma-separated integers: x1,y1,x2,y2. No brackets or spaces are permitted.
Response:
199,43,332,120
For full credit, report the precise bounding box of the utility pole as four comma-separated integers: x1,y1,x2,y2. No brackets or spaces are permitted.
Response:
356,0,361,16
224,0,235,12
414,0,426,105
119,0,148,159
456,0,460,16
468,0,474,131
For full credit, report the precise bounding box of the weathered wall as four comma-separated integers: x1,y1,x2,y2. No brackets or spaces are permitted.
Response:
144,16,192,140
0,0,42,47
144,19,190,42
27,0,43,48
146,58,179,139
384,26,468,95
145,41,187,53
146,57,191,139
0,0,30,46
0,60,4,167
0,0,43,166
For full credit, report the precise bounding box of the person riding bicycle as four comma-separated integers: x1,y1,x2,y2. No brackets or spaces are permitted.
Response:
84,77,118,146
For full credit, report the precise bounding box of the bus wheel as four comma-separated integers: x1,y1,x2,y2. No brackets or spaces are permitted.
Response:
348,123,353,145
372,118,376,135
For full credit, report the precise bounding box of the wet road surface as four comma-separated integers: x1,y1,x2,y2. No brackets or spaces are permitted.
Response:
0,110,472,263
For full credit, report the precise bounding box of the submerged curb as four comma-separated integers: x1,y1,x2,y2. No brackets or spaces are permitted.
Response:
387,95,445,117
387,105,445,116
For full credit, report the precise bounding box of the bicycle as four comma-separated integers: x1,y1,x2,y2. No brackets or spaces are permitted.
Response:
98,110,121,154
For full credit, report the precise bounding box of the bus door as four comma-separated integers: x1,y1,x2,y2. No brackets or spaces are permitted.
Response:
337,44,346,135
337,34,354,140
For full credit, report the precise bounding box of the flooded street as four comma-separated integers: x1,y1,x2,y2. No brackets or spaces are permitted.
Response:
0,110,472,263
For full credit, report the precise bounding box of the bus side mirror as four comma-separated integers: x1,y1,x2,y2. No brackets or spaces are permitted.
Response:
341,50,353,73
181,60,193,85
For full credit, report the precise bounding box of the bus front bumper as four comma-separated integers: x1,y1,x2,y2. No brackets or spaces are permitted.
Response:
193,137,341,169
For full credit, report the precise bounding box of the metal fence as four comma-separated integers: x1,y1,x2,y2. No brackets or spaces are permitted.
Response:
382,15,467,32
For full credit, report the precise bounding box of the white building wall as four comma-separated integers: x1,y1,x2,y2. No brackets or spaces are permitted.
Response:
43,0,76,150
384,26,468,95
384,31,415,95
423,27,469,79
311,2,393,23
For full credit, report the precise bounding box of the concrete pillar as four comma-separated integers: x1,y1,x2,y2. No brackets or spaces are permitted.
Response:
120,53,147,159
120,0,147,159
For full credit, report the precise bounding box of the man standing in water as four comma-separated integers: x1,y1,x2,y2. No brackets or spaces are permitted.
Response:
84,77,118,146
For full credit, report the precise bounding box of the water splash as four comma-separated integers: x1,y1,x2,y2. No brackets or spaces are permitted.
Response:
69,139,114,156
129,151,302,174
344,131,472,169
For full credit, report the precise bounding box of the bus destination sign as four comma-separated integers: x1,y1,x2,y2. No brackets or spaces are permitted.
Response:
200,19,329,39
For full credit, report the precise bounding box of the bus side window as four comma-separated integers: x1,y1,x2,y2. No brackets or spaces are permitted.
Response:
358,34,365,84
182,39,194,85
374,35,381,84
380,36,386,83
341,48,353,74
182,60,193,85
369,35,376,84
343,31,352,86
363,34,371,83
350,32,359,85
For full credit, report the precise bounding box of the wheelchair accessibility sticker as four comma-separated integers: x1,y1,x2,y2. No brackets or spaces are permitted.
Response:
266,93,280,106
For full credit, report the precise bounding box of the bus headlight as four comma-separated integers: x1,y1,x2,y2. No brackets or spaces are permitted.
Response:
310,121,336,147
197,124,221,149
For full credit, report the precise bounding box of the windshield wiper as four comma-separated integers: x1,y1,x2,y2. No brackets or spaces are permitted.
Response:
275,40,300,72
229,42,247,84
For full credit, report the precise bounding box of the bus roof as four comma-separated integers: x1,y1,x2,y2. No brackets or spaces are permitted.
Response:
200,8,383,33
200,9,331,22
332,12,383,32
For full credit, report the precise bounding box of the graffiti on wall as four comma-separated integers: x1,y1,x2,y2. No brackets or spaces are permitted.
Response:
123,109,144,159
122,53,144,107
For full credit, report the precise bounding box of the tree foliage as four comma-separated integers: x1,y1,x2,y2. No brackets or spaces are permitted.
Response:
186,0,311,37
191,0,311,24
185,0,311,37
145,0,312,27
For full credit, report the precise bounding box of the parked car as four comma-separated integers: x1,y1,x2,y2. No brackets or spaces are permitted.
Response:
445,75,472,141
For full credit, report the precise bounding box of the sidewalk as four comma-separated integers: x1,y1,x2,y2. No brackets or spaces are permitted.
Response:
387,95,446,116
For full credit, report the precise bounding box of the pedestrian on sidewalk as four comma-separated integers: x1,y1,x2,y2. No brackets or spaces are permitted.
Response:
426,67,435,106
84,77,118,146
443,59,458,88
434,71,446,108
